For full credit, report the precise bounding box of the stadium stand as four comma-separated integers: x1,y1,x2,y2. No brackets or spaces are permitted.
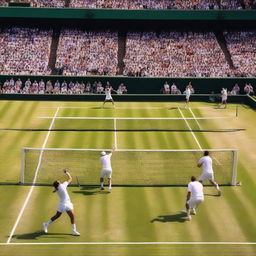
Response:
0,27,52,75
55,29,118,76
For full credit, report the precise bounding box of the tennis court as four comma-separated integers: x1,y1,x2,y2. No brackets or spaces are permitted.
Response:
0,100,256,256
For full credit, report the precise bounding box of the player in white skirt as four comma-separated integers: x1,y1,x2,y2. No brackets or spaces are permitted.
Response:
198,151,221,196
43,169,80,236
100,148,115,191
184,176,204,220
219,88,228,108
101,85,115,108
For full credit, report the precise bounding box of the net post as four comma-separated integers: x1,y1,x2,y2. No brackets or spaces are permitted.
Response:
231,150,238,186
236,105,239,117
20,147,25,184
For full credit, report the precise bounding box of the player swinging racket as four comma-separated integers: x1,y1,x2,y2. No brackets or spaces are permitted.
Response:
100,148,115,191
198,151,221,196
219,88,228,109
184,176,204,221
43,169,80,236
101,85,115,108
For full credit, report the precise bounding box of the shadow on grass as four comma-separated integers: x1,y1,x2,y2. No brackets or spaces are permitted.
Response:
72,186,110,196
12,231,73,240
204,193,220,197
151,213,187,223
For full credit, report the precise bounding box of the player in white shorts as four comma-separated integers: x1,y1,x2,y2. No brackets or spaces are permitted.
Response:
43,169,80,236
198,151,221,196
101,85,115,108
219,88,227,108
184,176,204,220
100,148,115,191
184,84,191,108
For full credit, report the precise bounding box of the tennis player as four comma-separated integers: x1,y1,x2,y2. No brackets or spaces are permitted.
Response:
219,88,228,108
184,176,204,221
100,148,115,191
198,151,221,196
101,85,115,108
43,169,80,236
184,83,191,108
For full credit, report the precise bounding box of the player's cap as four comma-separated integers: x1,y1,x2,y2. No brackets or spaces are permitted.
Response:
101,151,106,156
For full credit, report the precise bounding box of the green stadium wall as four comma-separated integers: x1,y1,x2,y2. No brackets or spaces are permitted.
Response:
0,75,255,94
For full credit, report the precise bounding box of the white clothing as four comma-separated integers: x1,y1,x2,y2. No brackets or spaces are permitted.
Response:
56,181,73,213
187,198,204,209
199,172,214,182
100,169,112,179
188,181,204,200
105,88,112,100
57,201,74,213
100,153,112,171
221,89,227,101
198,155,213,175
185,88,191,100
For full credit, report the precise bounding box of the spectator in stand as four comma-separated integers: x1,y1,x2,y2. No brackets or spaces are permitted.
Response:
231,83,240,95
244,83,255,95
116,83,128,94
163,81,170,94
45,80,53,94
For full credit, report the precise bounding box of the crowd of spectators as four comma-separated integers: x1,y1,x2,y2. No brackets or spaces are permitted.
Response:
0,27,52,75
5,0,254,9
230,82,254,95
123,31,232,78
69,0,171,9
30,0,66,7
225,31,256,77
55,29,118,76
160,81,195,94
0,78,128,95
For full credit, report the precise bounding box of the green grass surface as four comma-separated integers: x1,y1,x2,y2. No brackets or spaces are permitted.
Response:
0,101,256,256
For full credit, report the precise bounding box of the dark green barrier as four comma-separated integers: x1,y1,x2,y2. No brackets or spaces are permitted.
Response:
0,75,255,94
0,8,255,21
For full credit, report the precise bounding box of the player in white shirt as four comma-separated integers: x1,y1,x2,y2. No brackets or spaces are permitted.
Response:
184,83,191,108
219,88,228,108
101,85,115,108
100,148,115,191
184,176,204,220
198,151,221,196
43,169,80,236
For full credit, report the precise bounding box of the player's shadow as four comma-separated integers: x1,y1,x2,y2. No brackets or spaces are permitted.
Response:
11,231,45,240
72,186,110,196
151,213,187,223
12,231,73,240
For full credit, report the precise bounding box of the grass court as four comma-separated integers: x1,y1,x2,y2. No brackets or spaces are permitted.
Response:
0,100,256,256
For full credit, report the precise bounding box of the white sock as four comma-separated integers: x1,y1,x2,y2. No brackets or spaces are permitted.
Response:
46,219,52,226
100,182,104,188
216,184,220,191
72,224,76,231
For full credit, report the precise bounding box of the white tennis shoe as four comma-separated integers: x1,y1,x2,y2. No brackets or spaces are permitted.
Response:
43,223,48,233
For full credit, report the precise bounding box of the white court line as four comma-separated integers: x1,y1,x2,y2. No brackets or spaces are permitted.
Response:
188,108,222,166
38,116,230,120
1,242,256,245
188,108,202,130
6,107,60,244
114,118,117,149
40,106,220,110
178,108,202,151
